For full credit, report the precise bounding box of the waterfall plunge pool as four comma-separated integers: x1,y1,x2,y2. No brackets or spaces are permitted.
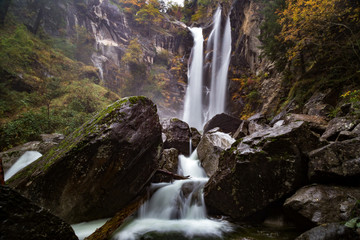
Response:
71,151,301,240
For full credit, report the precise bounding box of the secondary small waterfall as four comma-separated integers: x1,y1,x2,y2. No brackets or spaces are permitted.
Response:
4,151,42,181
182,7,231,129
114,151,232,239
183,27,204,130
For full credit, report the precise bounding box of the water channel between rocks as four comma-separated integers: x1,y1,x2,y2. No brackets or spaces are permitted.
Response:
72,150,300,240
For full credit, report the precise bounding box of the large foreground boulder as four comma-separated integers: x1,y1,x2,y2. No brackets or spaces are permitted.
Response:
284,184,360,225
162,118,191,155
308,138,360,184
7,96,162,223
204,121,323,220
0,185,78,240
197,128,235,177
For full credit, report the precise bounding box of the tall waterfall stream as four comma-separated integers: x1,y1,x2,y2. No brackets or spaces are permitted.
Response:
183,7,232,129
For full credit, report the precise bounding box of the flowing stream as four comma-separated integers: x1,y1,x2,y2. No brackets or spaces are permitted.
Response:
113,151,233,240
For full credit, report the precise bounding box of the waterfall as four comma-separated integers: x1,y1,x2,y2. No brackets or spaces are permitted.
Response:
208,10,232,121
114,151,232,239
183,7,232,129
183,27,204,130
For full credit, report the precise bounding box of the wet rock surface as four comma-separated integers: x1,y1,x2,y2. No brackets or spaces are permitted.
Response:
7,96,162,223
0,185,78,240
162,118,191,155
204,121,322,219
308,137,360,183
190,127,202,150
321,117,360,141
295,223,359,240
153,148,179,183
197,129,235,177
284,184,360,225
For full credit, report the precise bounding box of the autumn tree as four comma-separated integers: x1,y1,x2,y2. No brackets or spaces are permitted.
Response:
277,0,360,74
135,1,164,33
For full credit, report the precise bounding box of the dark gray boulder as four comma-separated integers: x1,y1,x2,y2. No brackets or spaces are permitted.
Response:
0,185,78,240
303,90,334,117
160,148,179,173
162,118,191,155
152,148,179,183
204,121,323,220
284,184,360,225
203,113,242,135
308,138,360,184
321,117,359,141
233,120,249,139
190,127,201,150
284,114,328,134
7,96,162,223
295,223,359,240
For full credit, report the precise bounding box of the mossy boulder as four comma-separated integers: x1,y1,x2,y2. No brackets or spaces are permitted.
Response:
0,185,78,240
204,121,323,220
7,96,162,223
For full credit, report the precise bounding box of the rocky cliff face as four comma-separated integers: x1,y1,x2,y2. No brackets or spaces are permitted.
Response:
227,0,284,118
10,0,192,118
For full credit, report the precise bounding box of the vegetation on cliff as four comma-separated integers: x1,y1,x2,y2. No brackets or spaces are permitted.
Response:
259,0,360,112
0,21,119,151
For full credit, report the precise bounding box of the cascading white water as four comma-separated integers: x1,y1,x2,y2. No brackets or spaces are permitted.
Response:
4,151,42,181
208,9,232,121
114,150,232,239
207,8,222,120
183,28,204,130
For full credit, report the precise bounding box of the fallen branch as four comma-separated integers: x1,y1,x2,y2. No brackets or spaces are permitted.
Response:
85,195,146,240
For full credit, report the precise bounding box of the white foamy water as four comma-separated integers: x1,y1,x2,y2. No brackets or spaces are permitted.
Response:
72,219,108,240
113,150,233,239
5,151,42,181
114,218,232,240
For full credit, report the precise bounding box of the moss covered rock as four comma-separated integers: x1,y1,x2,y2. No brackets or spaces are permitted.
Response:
7,96,162,223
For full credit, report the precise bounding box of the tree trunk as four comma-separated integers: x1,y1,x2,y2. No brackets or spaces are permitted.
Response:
0,0,11,25
32,6,43,34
